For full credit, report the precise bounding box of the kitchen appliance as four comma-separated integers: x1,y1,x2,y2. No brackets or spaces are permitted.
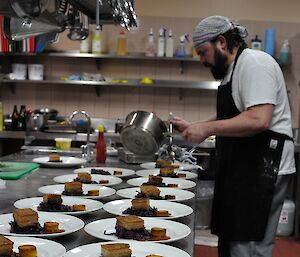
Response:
120,110,168,156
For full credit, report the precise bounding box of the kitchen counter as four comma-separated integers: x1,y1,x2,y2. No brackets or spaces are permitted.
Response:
0,152,197,256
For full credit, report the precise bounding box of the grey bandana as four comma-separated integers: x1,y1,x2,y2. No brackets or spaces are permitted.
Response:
193,16,248,50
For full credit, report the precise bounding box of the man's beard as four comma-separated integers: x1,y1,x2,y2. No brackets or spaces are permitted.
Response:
204,47,229,80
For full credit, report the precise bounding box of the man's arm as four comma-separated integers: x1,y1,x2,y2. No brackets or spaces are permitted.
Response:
182,104,274,143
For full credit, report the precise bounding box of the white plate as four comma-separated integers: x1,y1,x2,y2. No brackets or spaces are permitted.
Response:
64,241,191,257
127,177,196,189
14,196,103,216
0,212,84,238
53,174,123,186
84,217,191,243
74,166,135,177
117,187,195,202
7,236,66,257
140,161,199,170
136,168,198,180
38,184,116,199
32,156,87,168
103,199,193,219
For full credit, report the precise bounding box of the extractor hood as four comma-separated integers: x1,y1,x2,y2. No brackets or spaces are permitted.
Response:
0,0,137,41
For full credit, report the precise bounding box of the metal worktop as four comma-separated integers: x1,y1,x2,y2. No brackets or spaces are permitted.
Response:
0,152,196,256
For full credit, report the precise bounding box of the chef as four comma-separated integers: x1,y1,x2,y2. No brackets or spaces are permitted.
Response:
171,16,296,257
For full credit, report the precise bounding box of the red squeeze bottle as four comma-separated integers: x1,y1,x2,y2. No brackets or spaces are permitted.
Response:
96,125,106,163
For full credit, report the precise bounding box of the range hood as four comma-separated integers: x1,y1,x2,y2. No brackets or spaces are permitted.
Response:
0,0,137,41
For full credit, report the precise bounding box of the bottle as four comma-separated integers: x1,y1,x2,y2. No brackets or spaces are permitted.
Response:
264,28,275,57
11,105,19,131
157,28,166,57
0,102,3,132
251,35,262,50
96,125,106,163
18,105,26,131
165,29,174,57
92,26,102,54
145,28,155,57
117,30,127,56
177,34,189,57
80,36,90,53
280,39,289,65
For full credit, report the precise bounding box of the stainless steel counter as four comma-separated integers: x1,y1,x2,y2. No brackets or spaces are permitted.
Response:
0,152,197,256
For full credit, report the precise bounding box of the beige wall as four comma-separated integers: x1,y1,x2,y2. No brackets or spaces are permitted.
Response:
136,0,300,22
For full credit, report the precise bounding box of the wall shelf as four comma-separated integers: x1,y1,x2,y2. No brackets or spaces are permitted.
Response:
0,78,219,97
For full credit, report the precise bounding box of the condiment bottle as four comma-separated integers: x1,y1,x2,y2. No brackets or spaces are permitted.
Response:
92,26,102,54
96,125,106,163
18,105,26,131
279,39,289,65
166,29,174,57
117,30,127,56
251,35,262,50
157,28,166,57
11,105,19,131
146,28,155,57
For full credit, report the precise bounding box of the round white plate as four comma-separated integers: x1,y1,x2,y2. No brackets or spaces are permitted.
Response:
7,236,66,257
64,241,191,257
103,199,193,219
0,212,84,238
136,169,197,180
117,187,195,202
14,196,103,216
140,161,199,170
38,184,116,199
53,174,122,186
32,156,86,168
84,217,191,243
127,177,196,189
74,166,135,177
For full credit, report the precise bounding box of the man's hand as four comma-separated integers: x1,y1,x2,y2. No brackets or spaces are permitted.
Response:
169,116,190,133
182,122,210,143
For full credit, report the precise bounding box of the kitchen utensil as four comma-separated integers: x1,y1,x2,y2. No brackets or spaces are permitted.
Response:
33,108,58,121
120,110,168,156
167,112,175,161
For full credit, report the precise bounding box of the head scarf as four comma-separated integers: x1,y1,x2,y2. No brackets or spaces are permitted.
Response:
192,15,248,50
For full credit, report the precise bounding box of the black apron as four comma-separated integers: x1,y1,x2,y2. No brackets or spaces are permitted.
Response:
211,46,293,241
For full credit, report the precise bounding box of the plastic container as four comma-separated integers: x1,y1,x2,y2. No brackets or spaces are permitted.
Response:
166,29,174,57
28,64,44,80
80,36,90,53
177,34,189,57
117,30,127,56
251,35,262,50
279,39,289,65
276,199,295,236
157,28,166,57
96,125,106,163
146,28,155,57
264,28,276,57
55,138,72,150
12,64,27,80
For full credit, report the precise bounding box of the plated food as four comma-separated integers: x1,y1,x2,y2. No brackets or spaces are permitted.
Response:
73,167,135,177
53,173,122,186
140,161,199,171
14,195,103,215
136,185,175,200
103,199,193,219
127,177,196,189
32,156,86,168
136,169,197,180
117,187,195,202
84,216,191,243
0,236,66,257
63,241,191,257
0,209,84,238
38,184,116,199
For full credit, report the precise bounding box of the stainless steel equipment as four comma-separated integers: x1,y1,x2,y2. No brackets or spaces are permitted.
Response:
120,110,168,156
33,108,58,121
118,147,156,164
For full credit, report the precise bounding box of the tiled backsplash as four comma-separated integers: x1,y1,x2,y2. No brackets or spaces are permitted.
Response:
1,16,300,127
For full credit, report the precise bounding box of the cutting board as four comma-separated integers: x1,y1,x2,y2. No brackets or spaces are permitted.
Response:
0,162,40,180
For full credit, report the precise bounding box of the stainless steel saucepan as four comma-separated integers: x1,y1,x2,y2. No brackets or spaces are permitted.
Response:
120,110,168,155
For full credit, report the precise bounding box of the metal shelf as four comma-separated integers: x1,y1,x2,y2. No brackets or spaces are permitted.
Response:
0,51,200,62
0,78,219,97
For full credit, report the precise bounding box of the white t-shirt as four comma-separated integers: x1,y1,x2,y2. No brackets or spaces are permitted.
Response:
222,48,295,175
